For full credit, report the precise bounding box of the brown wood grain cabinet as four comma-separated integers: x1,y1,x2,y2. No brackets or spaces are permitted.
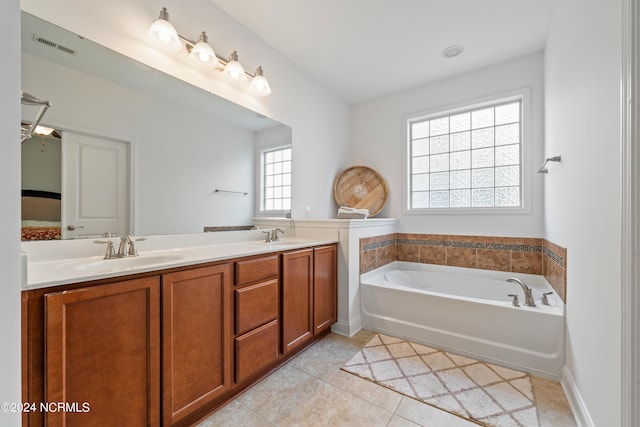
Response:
22,243,337,426
161,264,232,426
281,245,338,355
44,276,161,427
281,249,314,354
233,255,280,384
313,245,338,335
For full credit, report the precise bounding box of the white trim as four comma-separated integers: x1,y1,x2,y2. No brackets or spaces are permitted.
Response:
621,1,639,425
402,87,532,215
562,366,595,427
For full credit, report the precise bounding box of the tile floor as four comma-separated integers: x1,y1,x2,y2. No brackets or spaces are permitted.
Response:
197,330,577,427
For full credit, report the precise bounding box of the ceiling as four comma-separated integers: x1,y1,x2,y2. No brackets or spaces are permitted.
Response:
210,0,558,104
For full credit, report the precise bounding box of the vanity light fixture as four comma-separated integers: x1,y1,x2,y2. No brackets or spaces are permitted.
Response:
147,7,272,96
20,91,52,143
250,66,272,96
223,51,246,81
34,125,55,136
188,31,218,68
146,7,182,52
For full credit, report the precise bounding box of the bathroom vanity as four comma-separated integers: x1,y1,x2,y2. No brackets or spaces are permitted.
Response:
21,237,337,427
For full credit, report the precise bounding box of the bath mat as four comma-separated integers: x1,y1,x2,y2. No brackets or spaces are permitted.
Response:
341,334,539,427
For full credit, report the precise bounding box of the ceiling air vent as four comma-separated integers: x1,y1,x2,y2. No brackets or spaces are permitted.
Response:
32,34,78,56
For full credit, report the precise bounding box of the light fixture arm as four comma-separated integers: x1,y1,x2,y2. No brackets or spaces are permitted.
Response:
20,91,52,143
178,34,259,80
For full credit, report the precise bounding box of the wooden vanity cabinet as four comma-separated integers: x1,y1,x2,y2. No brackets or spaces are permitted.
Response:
312,245,338,334
233,255,280,384
281,245,338,355
161,264,232,426
281,249,314,354
43,276,161,427
23,244,337,427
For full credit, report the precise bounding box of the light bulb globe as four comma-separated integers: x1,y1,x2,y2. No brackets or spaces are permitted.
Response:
223,60,246,81
146,18,182,51
250,75,271,96
189,41,218,68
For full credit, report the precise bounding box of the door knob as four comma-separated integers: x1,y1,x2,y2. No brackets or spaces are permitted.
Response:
67,225,85,231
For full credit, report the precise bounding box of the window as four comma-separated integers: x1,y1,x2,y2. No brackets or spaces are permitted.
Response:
260,145,292,213
407,96,523,211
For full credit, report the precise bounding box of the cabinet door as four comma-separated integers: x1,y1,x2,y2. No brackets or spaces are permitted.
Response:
281,249,313,354
45,276,160,427
313,245,337,334
162,264,231,426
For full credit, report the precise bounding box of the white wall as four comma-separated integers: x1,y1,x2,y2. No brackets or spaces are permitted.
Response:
352,52,545,237
23,52,257,234
22,135,61,194
0,0,23,425
544,0,623,425
20,0,351,220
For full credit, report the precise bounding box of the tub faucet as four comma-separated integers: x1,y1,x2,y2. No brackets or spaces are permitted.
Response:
506,278,536,307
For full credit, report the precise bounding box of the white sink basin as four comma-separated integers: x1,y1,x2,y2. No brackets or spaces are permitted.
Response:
59,252,190,274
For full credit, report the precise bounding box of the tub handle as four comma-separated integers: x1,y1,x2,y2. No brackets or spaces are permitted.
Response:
507,294,520,307
541,292,553,305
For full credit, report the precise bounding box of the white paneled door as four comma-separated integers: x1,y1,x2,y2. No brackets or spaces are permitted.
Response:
61,131,129,239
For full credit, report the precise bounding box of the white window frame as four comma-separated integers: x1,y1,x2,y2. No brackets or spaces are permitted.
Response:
256,143,292,217
403,88,532,215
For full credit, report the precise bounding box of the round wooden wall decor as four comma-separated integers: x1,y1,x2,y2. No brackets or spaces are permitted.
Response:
333,166,388,217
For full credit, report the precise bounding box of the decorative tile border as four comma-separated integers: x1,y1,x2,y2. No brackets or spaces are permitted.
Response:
360,233,567,303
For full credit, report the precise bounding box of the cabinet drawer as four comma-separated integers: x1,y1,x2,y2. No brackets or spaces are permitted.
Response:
235,320,279,383
234,255,279,286
235,279,278,335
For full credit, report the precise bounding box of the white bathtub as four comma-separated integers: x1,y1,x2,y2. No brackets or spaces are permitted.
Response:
360,261,565,379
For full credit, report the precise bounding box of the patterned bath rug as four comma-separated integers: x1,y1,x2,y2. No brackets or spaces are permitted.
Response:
341,333,540,427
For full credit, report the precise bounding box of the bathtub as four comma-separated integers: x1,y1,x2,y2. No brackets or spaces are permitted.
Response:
360,261,565,379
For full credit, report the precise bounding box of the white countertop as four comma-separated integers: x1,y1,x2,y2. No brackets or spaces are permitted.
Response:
22,231,338,290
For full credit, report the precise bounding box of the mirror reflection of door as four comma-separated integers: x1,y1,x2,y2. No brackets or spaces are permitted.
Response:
21,131,62,241
61,131,129,239
20,130,130,240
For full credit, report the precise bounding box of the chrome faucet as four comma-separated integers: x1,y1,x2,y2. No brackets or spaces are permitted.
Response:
118,235,146,257
117,236,129,257
262,228,285,243
95,235,145,259
506,278,537,307
94,239,116,259
272,228,284,242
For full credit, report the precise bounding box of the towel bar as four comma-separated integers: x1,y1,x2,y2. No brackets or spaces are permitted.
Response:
213,189,248,195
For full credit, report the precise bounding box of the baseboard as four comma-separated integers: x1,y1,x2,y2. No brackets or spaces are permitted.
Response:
331,318,361,337
561,366,595,427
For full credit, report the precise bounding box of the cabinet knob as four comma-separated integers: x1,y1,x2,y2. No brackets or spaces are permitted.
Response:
67,225,85,231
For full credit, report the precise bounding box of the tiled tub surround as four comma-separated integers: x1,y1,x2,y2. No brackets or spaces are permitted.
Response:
360,233,567,302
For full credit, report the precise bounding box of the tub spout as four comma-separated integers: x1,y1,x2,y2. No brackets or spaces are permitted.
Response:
506,278,536,307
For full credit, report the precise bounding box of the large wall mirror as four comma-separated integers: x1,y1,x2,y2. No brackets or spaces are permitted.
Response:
20,11,291,241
